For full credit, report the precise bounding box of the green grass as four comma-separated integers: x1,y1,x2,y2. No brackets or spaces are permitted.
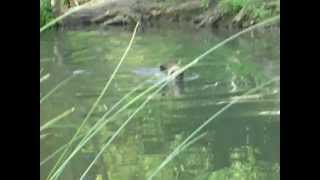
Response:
40,107,75,132
219,0,250,12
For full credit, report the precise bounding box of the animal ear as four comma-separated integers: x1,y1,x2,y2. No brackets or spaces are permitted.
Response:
160,64,166,71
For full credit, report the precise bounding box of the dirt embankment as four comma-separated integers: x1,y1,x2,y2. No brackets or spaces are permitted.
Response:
60,0,279,30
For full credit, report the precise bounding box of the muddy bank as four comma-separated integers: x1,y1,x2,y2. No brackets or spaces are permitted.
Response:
58,0,279,31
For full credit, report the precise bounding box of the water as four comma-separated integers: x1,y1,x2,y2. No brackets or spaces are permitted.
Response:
40,26,280,180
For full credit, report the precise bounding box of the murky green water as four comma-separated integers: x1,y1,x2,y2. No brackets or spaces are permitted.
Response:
40,26,280,180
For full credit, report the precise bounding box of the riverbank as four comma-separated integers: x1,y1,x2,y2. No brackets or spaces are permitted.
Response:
42,0,279,32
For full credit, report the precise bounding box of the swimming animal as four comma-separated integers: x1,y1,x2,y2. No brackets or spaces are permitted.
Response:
159,63,184,82
159,62,184,96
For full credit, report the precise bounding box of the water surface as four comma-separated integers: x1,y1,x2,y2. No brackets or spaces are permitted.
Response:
40,26,280,180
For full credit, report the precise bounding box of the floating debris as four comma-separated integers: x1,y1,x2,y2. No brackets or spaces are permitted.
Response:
202,82,219,90
259,110,280,116
73,69,91,75
40,133,50,140
216,94,268,105
230,94,263,100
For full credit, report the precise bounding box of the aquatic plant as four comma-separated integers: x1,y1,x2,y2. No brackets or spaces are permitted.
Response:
206,146,279,180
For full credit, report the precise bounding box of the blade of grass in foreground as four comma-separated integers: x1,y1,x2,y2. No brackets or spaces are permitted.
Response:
82,131,207,180
40,76,151,167
47,76,162,177
40,133,51,140
76,76,155,144
79,82,167,179
40,73,50,83
40,1,91,33
40,134,85,166
147,77,279,180
40,76,150,164
46,21,140,180
40,107,75,132
40,74,75,104
40,0,112,32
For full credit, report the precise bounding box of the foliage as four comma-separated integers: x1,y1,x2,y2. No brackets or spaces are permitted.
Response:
208,146,279,180
229,146,265,180
218,0,280,22
201,0,210,8
219,0,251,13
40,0,54,27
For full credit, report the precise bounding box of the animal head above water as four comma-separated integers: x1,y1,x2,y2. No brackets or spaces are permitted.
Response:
159,62,184,81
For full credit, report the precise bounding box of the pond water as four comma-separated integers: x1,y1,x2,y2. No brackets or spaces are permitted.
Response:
40,26,280,180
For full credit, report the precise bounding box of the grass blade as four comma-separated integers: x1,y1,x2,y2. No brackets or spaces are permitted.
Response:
40,133,51,140
44,75,157,175
40,107,75,132
40,75,75,104
79,82,167,179
40,134,85,166
40,73,50,83
75,76,153,146
41,3,86,33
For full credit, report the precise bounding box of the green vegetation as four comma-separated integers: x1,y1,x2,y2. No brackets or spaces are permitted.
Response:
40,0,54,27
208,146,280,180
40,0,280,33
218,0,280,23
201,0,211,8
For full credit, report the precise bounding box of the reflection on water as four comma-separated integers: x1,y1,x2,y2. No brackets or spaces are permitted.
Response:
41,26,279,180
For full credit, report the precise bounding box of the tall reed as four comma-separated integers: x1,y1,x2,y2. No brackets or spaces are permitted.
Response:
40,107,75,132
46,21,140,180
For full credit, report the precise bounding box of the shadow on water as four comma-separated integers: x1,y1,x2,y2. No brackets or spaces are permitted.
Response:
41,25,279,180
